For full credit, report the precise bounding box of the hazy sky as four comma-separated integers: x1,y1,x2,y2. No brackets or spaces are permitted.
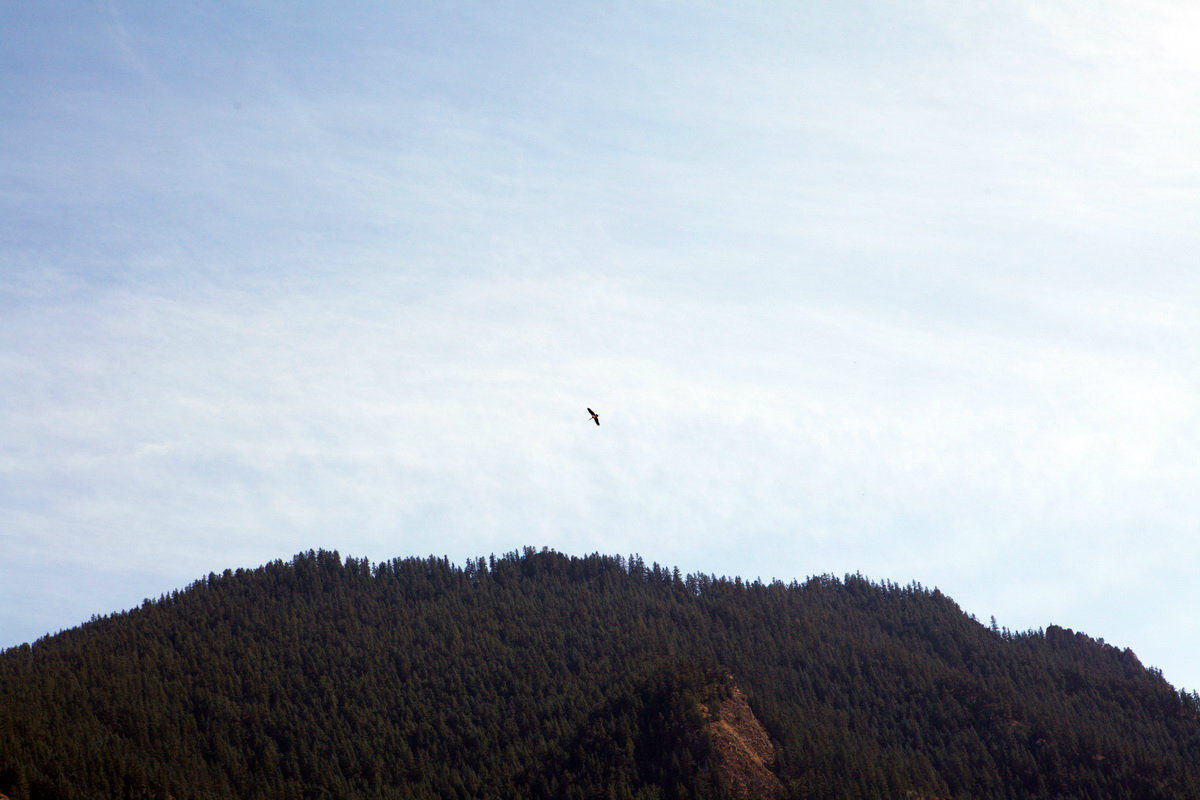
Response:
3,1,1198,689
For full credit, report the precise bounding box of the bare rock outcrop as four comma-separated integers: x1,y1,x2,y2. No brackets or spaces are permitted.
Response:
700,676,783,800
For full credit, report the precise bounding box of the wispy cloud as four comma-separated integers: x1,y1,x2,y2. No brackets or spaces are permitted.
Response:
2,1,1198,688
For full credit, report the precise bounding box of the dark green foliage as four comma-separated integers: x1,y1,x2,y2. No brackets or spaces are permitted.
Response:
524,660,734,800
1,547,1197,799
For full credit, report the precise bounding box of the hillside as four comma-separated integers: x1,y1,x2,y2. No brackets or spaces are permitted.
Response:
1,548,1198,799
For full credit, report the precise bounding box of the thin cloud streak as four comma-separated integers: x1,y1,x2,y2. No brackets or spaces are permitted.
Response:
2,1,1198,689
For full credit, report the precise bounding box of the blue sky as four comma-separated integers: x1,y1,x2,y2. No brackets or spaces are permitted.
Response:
3,1,1198,689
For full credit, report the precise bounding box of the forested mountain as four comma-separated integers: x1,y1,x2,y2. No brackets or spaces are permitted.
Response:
1,548,1198,800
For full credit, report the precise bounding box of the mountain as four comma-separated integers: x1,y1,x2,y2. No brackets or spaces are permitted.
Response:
1,547,1198,799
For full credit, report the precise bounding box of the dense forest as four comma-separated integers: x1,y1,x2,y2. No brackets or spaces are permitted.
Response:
1,547,1198,800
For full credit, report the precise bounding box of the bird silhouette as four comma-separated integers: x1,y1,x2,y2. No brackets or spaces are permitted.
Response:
587,408,600,425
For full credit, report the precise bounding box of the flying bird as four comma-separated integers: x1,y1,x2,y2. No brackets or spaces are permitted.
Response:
587,408,600,426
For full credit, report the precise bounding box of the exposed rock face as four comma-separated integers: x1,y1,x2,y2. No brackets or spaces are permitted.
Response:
701,677,783,800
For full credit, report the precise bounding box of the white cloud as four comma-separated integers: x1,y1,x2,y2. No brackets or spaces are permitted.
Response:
2,0,1198,690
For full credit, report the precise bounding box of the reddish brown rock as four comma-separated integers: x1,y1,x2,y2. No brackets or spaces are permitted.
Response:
701,677,783,800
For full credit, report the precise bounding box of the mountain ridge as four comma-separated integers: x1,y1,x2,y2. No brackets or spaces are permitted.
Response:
2,547,1198,799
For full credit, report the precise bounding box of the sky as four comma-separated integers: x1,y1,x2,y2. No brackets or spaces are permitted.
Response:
2,1,1198,689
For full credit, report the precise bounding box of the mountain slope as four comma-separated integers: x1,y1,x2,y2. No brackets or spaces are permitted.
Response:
1,548,1197,799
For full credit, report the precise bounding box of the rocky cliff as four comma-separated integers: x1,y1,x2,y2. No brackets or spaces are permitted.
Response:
701,676,783,800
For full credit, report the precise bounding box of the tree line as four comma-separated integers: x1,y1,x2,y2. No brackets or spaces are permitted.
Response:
1,547,1197,799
